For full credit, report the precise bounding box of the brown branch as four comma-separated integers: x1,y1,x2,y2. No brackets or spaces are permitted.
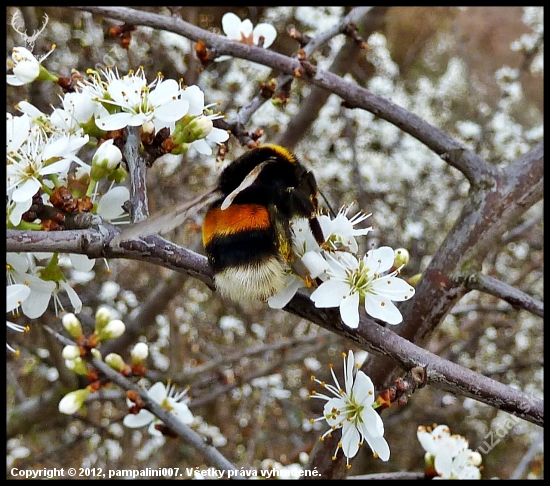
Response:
466,273,543,318
40,326,244,478
6,220,544,427
363,143,543,392
70,6,497,185
7,224,544,426
123,126,149,223
275,7,389,150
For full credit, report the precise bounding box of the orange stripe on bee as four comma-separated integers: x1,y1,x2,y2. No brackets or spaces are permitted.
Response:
202,204,271,246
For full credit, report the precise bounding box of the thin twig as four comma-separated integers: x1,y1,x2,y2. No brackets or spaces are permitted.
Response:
466,273,543,318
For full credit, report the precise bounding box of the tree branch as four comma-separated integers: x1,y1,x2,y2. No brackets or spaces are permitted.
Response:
6,224,544,427
124,126,149,223
41,326,244,478
71,6,497,185
466,273,543,318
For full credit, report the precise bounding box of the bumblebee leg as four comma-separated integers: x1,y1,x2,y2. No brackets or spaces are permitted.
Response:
284,186,325,245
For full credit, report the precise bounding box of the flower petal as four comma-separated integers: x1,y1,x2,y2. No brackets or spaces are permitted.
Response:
95,112,133,131
6,284,31,312
221,12,243,39
97,186,130,220
363,433,390,462
310,280,350,308
268,275,303,309
341,421,360,459
12,178,41,203
365,246,395,274
172,402,194,424
148,382,167,401
364,293,403,325
253,24,277,48
123,409,155,428
191,138,212,155
301,251,328,278
207,127,230,144
59,281,83,313
350,370,374,406
154,99,190,123
70,253,96,272
339,291,360,328
240,19,254,37
371,276,414,301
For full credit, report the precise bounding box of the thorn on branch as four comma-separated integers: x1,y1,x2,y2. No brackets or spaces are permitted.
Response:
272,79,292,107
288,25,311,48
375,366,427,410
343,22,368,49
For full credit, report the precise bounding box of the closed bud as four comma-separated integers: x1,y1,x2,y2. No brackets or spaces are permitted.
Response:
91,140,122,181
62,345,81,360
408,273,422,287
94,306,112,332
97,319,126,341
131,342,149,364
394,248,410,269
58,388,90,415
65,357,88,375
105,353,126,371
62,313,83,339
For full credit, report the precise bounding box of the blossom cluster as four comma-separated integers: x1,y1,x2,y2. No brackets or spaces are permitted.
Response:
417,424,483,479
268,204,416,328
6,43,230,352
309,350,390,468
57,307,196,439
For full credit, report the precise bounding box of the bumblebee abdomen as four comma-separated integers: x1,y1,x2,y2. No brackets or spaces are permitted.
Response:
203,203,279,270
202,204,271,246
205,228,279,271
213,258,287,302
202,202,287,301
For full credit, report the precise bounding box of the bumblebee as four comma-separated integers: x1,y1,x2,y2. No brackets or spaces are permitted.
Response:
114,144,325,303
202,144,325,302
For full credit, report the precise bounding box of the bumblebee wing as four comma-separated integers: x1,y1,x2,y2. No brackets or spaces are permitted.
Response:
220,160,273,210
112,188,221,245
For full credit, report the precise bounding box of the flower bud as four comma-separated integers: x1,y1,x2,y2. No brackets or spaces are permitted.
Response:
65,357,88,375
97,319,126,341
94,306,112,332
131,342,149,364
394,248,410,269
62,345,81,360
58,388,90,415
469,451,482,466
91,140,122,181
8,47,40,85
105,353,127,371
408,273,422,287
173,115,213,145
62,313,83,339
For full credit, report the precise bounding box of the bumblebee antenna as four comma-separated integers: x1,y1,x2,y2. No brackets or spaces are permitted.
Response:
319,189,336,217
